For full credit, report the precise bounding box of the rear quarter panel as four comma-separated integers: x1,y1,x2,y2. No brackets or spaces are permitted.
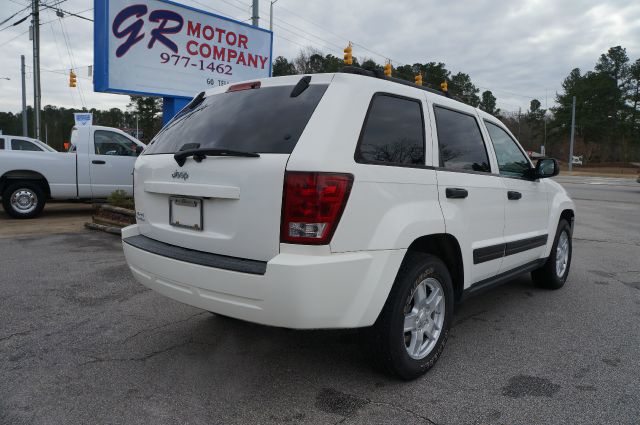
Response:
286,74,445,253
0,151,77,198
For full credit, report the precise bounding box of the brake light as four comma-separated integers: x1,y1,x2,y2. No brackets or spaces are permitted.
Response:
281,172,353,245
227,81,261,92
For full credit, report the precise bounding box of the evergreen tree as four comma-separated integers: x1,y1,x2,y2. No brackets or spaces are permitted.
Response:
272,56,296,76
479,90,499,115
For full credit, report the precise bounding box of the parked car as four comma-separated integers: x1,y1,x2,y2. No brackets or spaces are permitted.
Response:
0,126,145,218
0,135,57,152
571,155,583,166
122,70,575,380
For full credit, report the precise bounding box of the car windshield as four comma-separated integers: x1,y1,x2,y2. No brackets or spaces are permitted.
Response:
143,84,328,155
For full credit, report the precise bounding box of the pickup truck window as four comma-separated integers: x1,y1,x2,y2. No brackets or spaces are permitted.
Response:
356,94,425,166
94,131,139,157
485,122,531,178
434,106,490,173
11,139,43,151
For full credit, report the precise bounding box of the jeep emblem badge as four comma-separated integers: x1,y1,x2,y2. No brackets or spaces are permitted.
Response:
171,170,189,180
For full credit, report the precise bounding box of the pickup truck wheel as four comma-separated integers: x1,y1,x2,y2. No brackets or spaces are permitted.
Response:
531,219,572,289
2,182,46,219
369,252,453,380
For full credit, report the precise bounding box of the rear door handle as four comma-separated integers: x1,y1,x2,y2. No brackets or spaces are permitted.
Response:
446,188,468,199
507,191,522,200
92,160,106,165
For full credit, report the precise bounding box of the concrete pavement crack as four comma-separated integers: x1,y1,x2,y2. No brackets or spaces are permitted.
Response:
571,197,639,204
80,338,195,365
121,311,207,343
453,310,488,328
573,237,639,247
333,387,438,424
0,329,31,342
364,398,438,424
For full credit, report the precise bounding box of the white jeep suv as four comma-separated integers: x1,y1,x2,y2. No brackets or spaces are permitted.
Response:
122,69,575,380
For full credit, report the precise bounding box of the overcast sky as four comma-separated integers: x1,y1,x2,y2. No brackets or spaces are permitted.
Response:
0,0,638,115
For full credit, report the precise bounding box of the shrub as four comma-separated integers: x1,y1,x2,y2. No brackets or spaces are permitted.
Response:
107,190,135,210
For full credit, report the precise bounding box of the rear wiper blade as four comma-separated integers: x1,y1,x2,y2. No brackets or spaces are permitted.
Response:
174,148,260,166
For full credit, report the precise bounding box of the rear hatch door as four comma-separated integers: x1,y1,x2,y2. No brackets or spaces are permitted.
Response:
135,76,331,262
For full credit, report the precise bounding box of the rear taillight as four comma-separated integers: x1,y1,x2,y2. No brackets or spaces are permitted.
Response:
280,172,353,245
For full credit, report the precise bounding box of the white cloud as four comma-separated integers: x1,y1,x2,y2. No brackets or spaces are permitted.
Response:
0,0,638,115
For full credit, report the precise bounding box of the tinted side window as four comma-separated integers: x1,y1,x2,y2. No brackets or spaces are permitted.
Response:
356,94,425,166
0,138,4,149
434,107,490,173
485,122,531,178
94,131,138,156
11,139,43,151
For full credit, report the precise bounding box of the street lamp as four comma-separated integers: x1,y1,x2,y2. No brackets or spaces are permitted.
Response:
269,0,278,32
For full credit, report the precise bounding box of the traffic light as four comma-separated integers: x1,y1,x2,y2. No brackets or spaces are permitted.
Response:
384,60,392,77
414,73,423,86
69,70,77,88
440,80,448,93
343,42,353,65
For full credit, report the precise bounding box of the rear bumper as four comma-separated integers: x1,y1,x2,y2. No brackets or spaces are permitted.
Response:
122,225,405,329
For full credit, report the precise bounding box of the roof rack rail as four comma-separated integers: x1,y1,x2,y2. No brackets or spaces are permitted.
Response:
339,65,457,101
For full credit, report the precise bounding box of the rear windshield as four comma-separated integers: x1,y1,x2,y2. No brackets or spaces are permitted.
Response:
144,84,328,155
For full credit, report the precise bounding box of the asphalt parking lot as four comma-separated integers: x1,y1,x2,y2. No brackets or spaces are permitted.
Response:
1,177,639,425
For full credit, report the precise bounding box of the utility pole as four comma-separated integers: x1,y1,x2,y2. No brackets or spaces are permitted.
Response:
543,88,547,155
269,0,278,32
251,0,259,27
21,55,28,137
568,96,576,172
517,107,521,140
31,0,42,140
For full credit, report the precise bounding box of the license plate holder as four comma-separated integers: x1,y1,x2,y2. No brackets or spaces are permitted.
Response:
169,196,203,231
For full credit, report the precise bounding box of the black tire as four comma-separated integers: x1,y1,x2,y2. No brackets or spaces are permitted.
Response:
531,219,572,289
1,181,46,219
368,252,454,380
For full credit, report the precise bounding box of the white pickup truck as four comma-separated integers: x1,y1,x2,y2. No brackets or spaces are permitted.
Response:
0,126,145,218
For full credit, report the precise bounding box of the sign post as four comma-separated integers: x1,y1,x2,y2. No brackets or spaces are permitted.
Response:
94,0,273,123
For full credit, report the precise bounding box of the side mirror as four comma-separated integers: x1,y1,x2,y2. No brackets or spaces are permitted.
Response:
135,145,144,156
535,158,559,178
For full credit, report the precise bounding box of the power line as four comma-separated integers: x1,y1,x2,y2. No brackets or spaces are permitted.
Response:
45,8,77,106
56,14,86,107
0,27,29,48
28,65,91,80
0,13,29,32
40,2,93,22
40,7,92,25
0,4,30,27
187,0,316,53
271,2,410,65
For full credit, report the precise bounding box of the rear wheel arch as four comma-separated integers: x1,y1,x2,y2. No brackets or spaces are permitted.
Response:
404,234,464,303
0,170,51,198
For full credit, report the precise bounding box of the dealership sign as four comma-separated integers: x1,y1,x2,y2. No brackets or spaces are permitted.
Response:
94,0,273,98
74,113,93,127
